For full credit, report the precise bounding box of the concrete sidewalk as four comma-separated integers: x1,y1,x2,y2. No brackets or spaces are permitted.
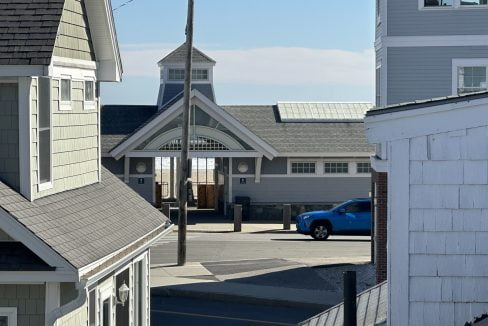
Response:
150,258,372,310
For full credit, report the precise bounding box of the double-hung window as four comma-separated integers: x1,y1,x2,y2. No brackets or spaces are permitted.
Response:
291,162,316,174
0,308,17,326
458,66,488,95
324,162,349,174
38,77,52,188
85,80,95,102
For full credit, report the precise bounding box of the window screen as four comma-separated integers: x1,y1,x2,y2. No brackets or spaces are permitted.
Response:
168,69,209,81
461,0,487,5
61,79,71,101
38,77,51,184
85,81,94,101
324,162,349,174
291,162,316,174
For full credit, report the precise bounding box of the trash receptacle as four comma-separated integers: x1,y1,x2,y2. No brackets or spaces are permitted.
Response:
235,196,251,221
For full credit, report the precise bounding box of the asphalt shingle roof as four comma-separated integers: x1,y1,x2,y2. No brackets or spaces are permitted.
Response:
158,43,216,64
299,281,387,326
0,0,64,65
222,105,373,154
0,168,170,269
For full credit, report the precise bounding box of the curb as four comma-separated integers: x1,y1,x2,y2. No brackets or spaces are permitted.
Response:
151,286,333,310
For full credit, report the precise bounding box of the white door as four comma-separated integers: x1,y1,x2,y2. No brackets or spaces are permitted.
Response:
99,281,114,326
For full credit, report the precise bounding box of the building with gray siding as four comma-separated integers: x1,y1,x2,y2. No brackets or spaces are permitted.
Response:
102,45,375,219
0,1,171,325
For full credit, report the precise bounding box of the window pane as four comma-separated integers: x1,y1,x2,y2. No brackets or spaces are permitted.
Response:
39,129,51,183
458,66,488,95
424,0,453,6
85,81,94,101
324,162,349,174
357,162,372,173
61,79,71,101
102,299,110,326
291,162,316,174
89,290,96,326
134,261,144,326
39,77,51,129
0,317,8,326
461,0,487,5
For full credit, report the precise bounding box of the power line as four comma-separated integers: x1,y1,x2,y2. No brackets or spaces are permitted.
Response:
112,0,136,12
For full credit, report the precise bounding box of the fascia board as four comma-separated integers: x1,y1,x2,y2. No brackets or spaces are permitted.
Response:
110,97,185,159
193,91,279,159
366,99,488,143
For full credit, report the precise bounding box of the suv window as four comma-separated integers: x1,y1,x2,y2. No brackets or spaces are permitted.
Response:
345,202,371,213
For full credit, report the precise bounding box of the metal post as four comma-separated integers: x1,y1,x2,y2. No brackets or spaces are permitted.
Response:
343,271,357,326
177,0,194,267
234,204,242,232
283,204,291,230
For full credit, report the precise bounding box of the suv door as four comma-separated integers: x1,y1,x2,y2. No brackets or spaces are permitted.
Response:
343,201,371,233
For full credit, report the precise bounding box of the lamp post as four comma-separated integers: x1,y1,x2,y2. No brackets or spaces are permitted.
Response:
177,0,194,266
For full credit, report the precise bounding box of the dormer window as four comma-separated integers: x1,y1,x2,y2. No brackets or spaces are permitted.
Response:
168,68,209,81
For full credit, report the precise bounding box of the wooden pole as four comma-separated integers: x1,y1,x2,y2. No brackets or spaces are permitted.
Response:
177,0,194,266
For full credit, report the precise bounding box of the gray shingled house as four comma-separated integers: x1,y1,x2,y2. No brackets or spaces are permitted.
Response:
0,1,171,325
101,45,375,219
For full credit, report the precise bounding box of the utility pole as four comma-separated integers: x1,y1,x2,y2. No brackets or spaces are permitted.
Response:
177,0,194,266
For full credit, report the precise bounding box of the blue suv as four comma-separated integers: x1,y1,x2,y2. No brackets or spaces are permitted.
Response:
296,198,371,240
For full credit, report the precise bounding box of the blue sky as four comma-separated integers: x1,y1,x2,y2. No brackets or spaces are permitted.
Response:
102,0,376,105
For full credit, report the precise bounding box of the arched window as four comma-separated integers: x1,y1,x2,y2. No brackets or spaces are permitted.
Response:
159,136,229,151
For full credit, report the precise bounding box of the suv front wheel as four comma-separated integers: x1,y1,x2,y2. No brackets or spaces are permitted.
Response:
311,222,330,240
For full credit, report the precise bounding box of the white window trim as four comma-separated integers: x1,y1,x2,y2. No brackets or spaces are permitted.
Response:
0,307,17,326
84,78,96,110
419,0,488,10
37,77,53,192
287,159,371,178
288,159,318,176
451,58,488,95
59,76,72,111
132,252,149,326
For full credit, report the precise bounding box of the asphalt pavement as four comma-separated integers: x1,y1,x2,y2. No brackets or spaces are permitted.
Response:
151,296,323,326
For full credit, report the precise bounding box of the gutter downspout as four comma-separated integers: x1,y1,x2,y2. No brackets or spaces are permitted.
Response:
46,280,88,326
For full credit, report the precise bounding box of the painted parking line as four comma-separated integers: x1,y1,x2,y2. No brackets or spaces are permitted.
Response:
151,309,295,325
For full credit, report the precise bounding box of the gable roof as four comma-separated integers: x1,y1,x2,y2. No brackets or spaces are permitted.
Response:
108,90,279,159
0,0,64,65
0,242,54,271
0,167,170,270
159,83,215,108
223,105,373,155
158,43,216,65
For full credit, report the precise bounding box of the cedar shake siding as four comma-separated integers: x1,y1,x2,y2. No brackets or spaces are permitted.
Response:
53,0,95,61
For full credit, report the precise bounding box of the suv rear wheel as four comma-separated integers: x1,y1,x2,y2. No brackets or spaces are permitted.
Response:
311,222,330,240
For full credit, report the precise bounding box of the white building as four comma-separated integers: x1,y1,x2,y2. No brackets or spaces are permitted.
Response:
365,91,488,326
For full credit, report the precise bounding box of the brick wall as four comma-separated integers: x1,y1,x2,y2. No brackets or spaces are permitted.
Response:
372,170,388,284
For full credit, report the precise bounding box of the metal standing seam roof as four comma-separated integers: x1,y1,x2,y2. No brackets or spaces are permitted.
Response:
0,167,170,269
0,0,65,65
278,102,373,122
222,105,374,155
299,281,388,326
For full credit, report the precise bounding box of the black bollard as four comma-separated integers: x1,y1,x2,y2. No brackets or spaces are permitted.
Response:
343,271,357,326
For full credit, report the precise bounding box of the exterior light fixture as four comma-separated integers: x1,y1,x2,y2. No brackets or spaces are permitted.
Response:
237,162,249,173
136,162,147,173
115,283,130,306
